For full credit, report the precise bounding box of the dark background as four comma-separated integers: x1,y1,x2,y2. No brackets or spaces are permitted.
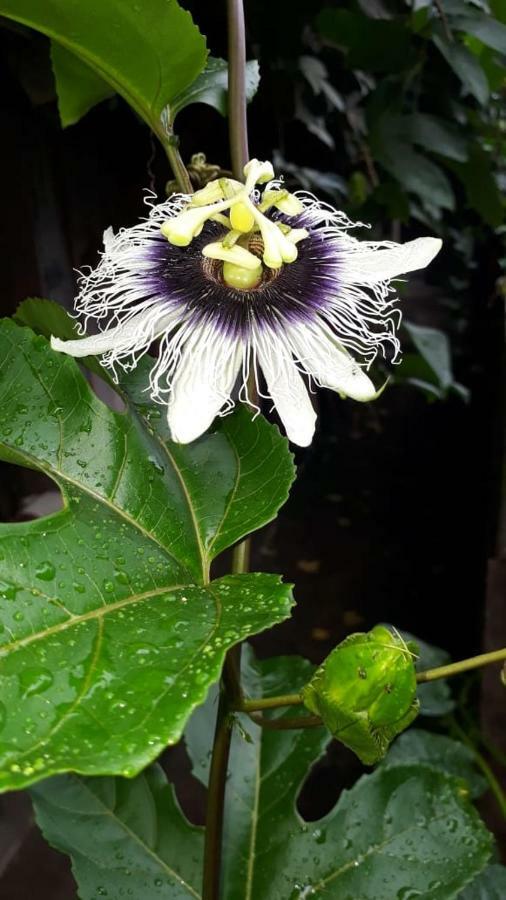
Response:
0,0,504,894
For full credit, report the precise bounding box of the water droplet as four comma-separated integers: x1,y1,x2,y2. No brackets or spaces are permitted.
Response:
35,561,56,582
0,580,18,600
19,667,54,698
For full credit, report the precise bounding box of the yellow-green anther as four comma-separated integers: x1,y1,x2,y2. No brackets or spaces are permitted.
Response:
277,193,304,215
284,227,308,245
260,189,304,216
243,159,275,191
247,200,300,268
219,177,244,199
161,196,237,246
189,180,225,207
202,241,262,271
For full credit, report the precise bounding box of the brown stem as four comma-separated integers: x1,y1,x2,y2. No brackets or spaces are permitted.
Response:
227,0,250,179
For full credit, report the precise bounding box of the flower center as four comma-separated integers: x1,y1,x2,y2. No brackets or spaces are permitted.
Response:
160,158,309,282
201,235,283,293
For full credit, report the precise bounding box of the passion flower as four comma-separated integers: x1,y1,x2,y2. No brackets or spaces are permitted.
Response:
51,159,441,446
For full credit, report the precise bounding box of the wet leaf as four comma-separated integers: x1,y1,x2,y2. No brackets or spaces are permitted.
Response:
31,765,204,899
459,864,506,898
0,319,295,790
399,630,455,717
302,625,419,764
185,649,492,899
0,0,207,133
382,729,487,798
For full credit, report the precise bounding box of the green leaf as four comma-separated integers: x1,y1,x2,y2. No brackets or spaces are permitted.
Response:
186,648,324,899
186,650,492,899
382,729,487,798
50,42,114,128
13,300,297,559
451,144,504,227
0,319,295,790
168,56,260,123
450,14,506,54
460,865,506,898
381,142,456,211
403,321,453,390
302,625,419,765
13,297,110,382
0,0,207,133
31,765,204,899
407,113,469,162
433,33,489,105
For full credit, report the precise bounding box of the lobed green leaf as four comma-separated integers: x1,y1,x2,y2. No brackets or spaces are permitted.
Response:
0,319,295,789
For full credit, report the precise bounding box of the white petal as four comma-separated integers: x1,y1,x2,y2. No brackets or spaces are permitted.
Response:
50,310,174,358
345,237,442,285
287,325,377,402
256,338,316,447
167,330,242,444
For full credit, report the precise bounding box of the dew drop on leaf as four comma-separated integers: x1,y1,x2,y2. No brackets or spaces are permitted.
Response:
35,561,56,581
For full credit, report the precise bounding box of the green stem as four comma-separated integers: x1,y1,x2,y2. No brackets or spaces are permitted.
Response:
159,129,193,194
237,648,506,714
241,693,303,712
249,712,323,730
227,0,250,179
416,648,506,683
201,4,250,897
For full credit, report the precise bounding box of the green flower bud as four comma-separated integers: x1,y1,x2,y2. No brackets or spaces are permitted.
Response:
302,625,419,765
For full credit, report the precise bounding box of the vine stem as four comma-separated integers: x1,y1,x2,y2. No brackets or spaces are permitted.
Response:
237,648,506,713
163,138,193,194
416,647,506,683
202,2,250,898
227,0,250,179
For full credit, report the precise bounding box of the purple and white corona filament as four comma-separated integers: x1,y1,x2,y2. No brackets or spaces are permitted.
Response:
51,159,441,446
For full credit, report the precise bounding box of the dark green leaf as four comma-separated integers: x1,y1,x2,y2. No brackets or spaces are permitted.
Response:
459,865,506,898
451,144,504,227
381,142,455,211
433,34,489,105
31,765,204,899
408,113,469,162
168,56,260,123
383,729,487,798
0,319,295,790
401,630,455,717
403,321,453,390
14,298,110,382
0,0,207,133
186,650,492,899
50,42,114,128
450,14,506,54
12,300,297,559
317,8,412,72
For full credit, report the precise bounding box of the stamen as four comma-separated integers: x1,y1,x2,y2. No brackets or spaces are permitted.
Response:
202,241,261,270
